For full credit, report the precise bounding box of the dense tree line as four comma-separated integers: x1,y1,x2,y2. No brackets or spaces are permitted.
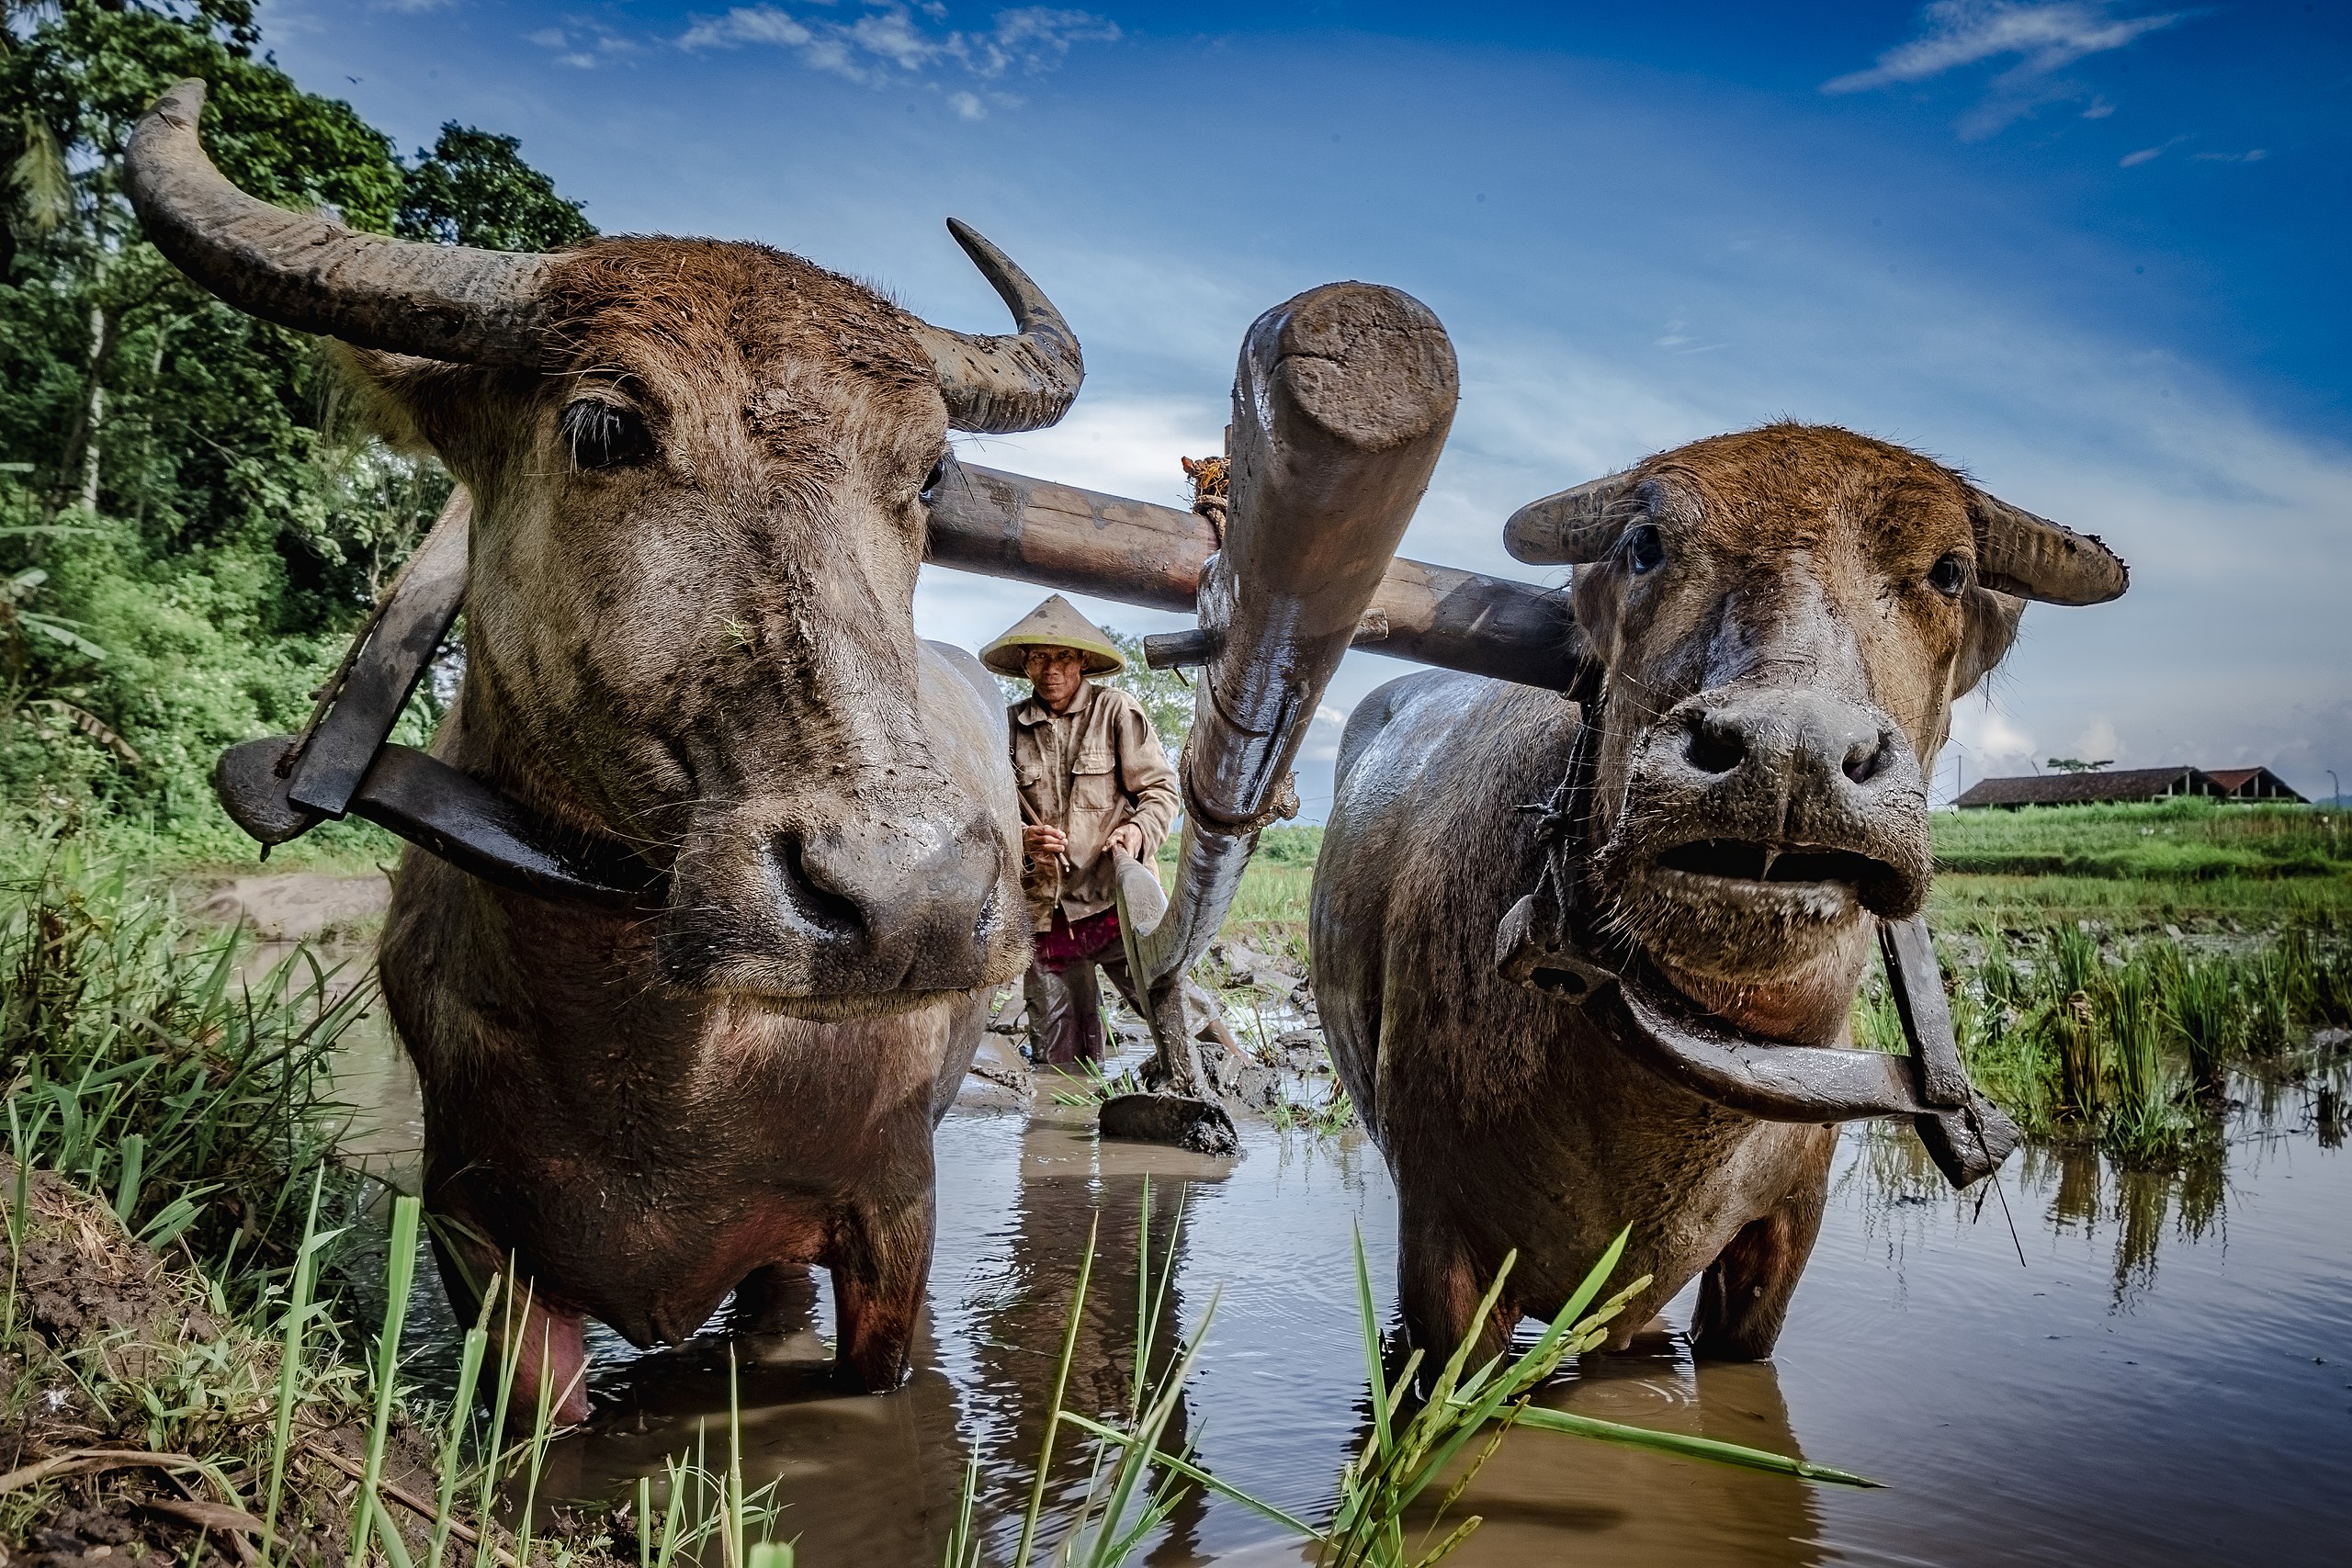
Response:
0,0,588,827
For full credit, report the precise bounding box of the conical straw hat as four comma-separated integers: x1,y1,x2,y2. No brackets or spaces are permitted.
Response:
980,594,1125,677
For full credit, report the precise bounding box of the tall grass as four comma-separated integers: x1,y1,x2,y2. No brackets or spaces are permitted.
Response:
0,837,374,1306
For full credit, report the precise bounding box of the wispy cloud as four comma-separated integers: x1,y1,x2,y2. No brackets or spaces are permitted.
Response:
2192,148,2267,163
527,19,641,70
2120,134,2188,165
678,3,1118,88
1826,2,2191,138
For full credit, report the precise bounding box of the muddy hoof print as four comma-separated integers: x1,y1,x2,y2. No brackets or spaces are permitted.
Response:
1099,1093,1239,1156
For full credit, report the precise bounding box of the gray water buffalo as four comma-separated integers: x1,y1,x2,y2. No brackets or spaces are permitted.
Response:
129,81,1081,1417
1314,423,2126,1363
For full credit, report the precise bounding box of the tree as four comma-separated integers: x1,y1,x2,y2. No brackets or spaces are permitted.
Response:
0,0,582,819
398,125,594,252
1101,627,1193,757
2046,757,2113,774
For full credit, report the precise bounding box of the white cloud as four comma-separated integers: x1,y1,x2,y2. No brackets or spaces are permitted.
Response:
2120,135,2188,166
680,8,814,50
1826,3,2190,138
526,21,639,70
1826,2,2185,92
2068,717,2121,764
678,3,1117,92
2192,148,2267,164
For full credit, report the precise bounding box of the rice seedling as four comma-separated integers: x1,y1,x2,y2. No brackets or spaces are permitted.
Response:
2100,960,2196,1168
2165,957,2238,1100
1046,1059,1146,1108
1267,1082,1358,1137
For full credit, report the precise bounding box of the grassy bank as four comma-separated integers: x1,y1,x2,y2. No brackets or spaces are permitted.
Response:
0,829,782,1567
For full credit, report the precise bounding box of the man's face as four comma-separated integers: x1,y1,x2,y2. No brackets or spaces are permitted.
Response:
1023,645,1088,712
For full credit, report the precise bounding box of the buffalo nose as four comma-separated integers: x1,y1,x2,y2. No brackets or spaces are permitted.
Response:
771,814,1000,978
1671,689,1906,805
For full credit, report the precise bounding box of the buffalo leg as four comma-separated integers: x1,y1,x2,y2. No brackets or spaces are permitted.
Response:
1690,1129,1835,1360
732,1263,819,1335
829,1187,935,1391
429,1214,592,1425
1396,1192,1517,1372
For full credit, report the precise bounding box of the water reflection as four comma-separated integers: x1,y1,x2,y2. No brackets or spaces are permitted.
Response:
315,1013,2348,1567
1437,1343,1823,1564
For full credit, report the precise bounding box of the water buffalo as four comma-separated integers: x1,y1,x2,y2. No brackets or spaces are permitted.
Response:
1313,423,2126,1363
128,81,1082,1417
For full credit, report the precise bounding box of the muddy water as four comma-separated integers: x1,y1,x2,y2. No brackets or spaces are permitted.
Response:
218,880,2352,1561
400,1051,2340,1568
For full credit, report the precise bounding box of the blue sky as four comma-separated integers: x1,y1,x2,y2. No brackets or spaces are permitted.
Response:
261,0,2352,813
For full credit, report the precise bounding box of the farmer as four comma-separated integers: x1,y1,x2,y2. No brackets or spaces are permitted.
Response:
982,595,1182,1066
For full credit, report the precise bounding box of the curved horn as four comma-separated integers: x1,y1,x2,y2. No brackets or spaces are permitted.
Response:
126,80,548,367
1503,471,1638,565
908,219,1083,434
1967,488,2130,605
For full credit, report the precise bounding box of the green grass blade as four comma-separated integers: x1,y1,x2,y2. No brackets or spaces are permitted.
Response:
1057,1413,1328,1542
1351,1226,1392,1458
349,1194,423,1568
1013,1211,1097,1567
1502,1405,1881,1487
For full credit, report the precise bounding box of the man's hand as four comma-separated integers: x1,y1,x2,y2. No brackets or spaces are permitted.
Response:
1022,824,1069,859
1108,823,1146,860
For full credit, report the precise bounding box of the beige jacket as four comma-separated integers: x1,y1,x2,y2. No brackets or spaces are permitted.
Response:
1010,681,1182,930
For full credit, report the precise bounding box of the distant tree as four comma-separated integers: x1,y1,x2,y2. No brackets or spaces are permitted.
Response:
1102,626,1193,757
2047,757,2113,774
398,125,594,252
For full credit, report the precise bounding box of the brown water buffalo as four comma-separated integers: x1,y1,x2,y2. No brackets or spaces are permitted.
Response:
1313,423,2126,1363
128,81,1082,1417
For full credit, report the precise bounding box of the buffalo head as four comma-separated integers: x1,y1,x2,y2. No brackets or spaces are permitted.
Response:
128,80,1065,1016
1505,423,2126,1048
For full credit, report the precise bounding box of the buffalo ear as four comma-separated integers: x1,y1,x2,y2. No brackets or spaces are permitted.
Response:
1952,586,2026,698
1504,473,1637,565
1967,488,2129,605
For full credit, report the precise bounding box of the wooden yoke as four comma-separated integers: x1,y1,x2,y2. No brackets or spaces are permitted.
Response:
1111,283,1460,1120
922,461,1574,691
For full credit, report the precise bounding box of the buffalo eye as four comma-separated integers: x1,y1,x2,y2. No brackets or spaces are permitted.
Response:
561,400,656,472
1928,551,1968,598
1626,523,1666,576
922,456,948,498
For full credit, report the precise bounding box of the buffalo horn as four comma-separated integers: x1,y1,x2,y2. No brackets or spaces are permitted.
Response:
1502,472,1636,565
127,80,549,367
908,220,1084,434
1968,489,2130,605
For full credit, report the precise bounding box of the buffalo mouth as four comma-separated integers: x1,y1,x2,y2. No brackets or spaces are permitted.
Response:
1649,837,1907,916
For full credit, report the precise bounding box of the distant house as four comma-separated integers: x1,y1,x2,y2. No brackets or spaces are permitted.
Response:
1955,765,2307,809
2200,766,2306,803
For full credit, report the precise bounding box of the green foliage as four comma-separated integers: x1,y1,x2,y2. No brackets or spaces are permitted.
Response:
397,124,595,253
0,0,584,829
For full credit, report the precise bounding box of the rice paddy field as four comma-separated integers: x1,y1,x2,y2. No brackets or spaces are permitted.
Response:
2,796,2346,1566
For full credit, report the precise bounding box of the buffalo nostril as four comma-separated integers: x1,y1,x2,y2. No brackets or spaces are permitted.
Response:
1684,713,1746,776
1843,733,1889,784
773,834,864,938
